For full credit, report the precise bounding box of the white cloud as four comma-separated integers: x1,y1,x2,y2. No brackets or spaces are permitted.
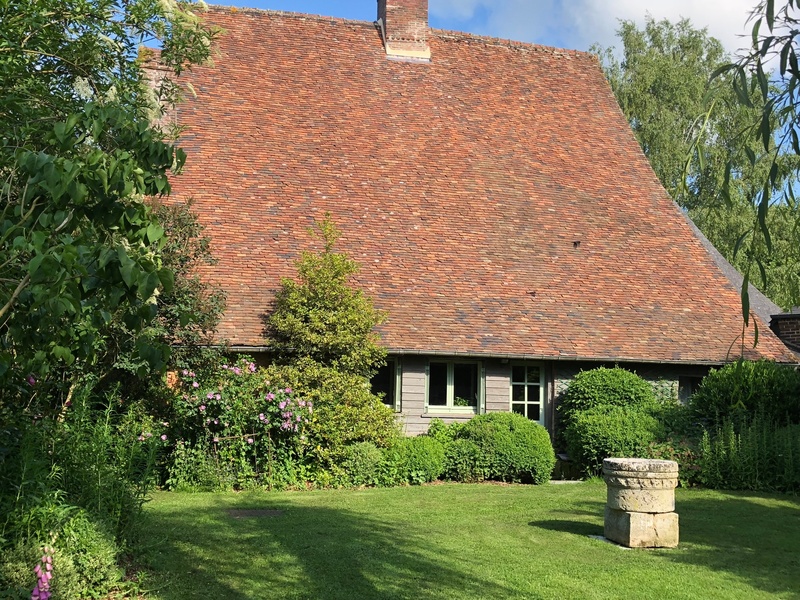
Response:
430,0,757,56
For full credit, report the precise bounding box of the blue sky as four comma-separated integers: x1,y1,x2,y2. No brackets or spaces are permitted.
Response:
213,0,757,55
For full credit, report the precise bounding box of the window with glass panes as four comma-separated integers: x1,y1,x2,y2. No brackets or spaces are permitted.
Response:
510,364,544,425
370,359,401,411
427,361,481,412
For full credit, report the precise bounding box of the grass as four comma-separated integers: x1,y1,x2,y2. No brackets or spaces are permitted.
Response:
136,481,800,600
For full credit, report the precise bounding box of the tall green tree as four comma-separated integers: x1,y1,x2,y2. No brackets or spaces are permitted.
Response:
0,0,217,397
595,16,800,310
266,215,387,378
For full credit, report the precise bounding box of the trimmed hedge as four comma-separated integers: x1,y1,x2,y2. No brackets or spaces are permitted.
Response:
564,405,660,475
559,366,657,424
450,413,555,484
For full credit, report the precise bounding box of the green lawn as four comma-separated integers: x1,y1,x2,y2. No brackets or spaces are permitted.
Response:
137,481,800,599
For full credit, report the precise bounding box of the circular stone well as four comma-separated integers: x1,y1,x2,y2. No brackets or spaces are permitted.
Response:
603,457,679,513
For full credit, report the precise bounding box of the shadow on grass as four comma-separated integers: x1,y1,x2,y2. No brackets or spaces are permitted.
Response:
140,496,515,600
662,492,800,598
528,518,603,537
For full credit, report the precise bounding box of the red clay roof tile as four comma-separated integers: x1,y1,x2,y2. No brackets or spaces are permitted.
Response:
168,5,795,364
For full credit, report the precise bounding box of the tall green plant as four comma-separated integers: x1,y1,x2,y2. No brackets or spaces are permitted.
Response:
266,215,387,378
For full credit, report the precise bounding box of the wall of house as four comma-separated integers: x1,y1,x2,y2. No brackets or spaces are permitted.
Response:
397,357,710,436
398,357,549,436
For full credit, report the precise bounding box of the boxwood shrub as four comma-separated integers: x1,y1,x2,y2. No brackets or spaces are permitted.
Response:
559,366,658,425
564,405,660,475
456,413,555,484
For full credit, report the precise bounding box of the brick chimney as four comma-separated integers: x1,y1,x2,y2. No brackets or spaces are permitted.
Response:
377,0,430,61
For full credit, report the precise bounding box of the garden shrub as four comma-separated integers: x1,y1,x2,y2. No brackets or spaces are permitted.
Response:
342,442,384,487
442,438,486,483
167,358,313,490
564,405,660,475
559,366,658,425
459,413,555,484
402,436,445,484
262,358,401,479
690,360,800,430
698,416,800,492
166,440,222,492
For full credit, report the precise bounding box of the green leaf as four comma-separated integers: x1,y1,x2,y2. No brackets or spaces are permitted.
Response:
120,261,136,288
138,269,161,300
766,0,775,31
741,272,750,326
733,230,750,259
146,222,164,244
52,345,75,365
28,254,45,275
157,268,174,294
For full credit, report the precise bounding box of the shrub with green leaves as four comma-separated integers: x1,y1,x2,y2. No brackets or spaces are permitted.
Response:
263,359,400,480
402,436,446,484
167,357,313,490
342,442,384,487
558,367,658,425
460,413,555,484
442,438,486,483
690,360,800,430
564,405,660,475
698,416,800,492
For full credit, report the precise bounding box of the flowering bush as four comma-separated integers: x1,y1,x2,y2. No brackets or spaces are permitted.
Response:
168,358,313,489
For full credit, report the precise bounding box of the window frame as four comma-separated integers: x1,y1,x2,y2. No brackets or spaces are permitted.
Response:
425,359,484,414
509,362,545,426
371,358,402,412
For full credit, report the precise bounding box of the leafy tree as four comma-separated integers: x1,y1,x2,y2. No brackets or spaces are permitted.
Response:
705,1,800,317
0,0,217,396
264,216,398,478
266,215,387,378
595,16,800,310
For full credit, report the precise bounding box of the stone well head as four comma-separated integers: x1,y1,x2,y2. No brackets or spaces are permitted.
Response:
602,457,680,548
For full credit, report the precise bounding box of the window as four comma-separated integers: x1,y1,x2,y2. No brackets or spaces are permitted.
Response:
510,363,544,425
371,359,401,411
426,360,482,413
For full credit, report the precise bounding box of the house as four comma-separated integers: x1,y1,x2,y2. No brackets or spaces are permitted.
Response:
167,0,797,435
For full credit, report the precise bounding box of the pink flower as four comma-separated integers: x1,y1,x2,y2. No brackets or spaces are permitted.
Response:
279,401,287,409
213,437,219,442
161,434,168,441
266,392,275,401
27,375,36,386
192,381,199,388
182,369,189,376
249,363,256,372
207,392,214,399
199,405,206,412
285,387,292,394
215,393,221,400
137,435,145,441
247,438,254,444
233,367,241,375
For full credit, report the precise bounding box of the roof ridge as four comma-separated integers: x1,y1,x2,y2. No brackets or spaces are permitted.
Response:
431,29,590,58
203,3,592,58
204,3,375,28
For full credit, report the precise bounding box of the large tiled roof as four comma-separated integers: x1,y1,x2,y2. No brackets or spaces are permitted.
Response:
168,5,795,364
